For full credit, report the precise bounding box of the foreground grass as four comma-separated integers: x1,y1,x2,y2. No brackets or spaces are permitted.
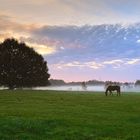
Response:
0,90,140,140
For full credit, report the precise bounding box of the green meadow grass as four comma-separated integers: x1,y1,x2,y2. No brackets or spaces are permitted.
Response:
0,90,140,140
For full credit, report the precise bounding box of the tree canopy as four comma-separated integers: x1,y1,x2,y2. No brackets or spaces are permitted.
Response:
0,38,50,89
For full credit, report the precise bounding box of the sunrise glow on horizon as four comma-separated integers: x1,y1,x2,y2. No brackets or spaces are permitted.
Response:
1,0,140,82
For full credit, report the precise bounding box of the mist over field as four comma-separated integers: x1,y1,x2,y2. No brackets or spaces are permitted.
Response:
34,85,140,93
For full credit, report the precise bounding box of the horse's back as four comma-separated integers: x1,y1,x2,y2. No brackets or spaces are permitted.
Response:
107,85,120,90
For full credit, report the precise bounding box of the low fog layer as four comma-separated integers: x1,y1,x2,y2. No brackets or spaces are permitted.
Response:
35,85,140,92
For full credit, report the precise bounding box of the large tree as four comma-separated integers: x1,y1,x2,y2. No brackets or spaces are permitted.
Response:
0,38,50,89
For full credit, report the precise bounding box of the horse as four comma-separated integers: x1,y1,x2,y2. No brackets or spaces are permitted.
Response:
105,85,121,96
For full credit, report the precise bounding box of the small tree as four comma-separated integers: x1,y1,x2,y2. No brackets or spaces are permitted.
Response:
0,38,50,89
135,80,140,87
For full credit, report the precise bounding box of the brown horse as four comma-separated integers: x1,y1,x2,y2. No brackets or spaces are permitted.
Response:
105,85,121,96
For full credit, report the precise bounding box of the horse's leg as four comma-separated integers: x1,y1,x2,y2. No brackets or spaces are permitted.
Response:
105,90,108,96
118,90,121,96
117,89,121,96
110,90,112,96
117,90,120,96
119,88,121,96
116,90,118,96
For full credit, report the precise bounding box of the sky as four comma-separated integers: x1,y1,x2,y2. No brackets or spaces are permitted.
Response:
0,0,140,82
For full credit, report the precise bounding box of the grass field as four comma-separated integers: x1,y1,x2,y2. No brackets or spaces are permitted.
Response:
0,90,140,140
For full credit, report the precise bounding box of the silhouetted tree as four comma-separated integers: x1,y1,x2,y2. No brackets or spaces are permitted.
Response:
0,38,50,89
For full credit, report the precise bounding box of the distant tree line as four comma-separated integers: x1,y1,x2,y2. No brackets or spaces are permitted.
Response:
49,79,135,86
49,79,65,86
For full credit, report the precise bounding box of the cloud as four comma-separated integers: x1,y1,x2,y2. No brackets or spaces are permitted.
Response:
50,58,140,71
1,15,140,60
0,14,57,55
30,24,140,61
1,17,139,58
2,0,140,26
51,61,104,69
25,42,56,55
0,14,39,34
1,14,140,65
103,59,124,65
126,59,140,65
136,39,140,43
